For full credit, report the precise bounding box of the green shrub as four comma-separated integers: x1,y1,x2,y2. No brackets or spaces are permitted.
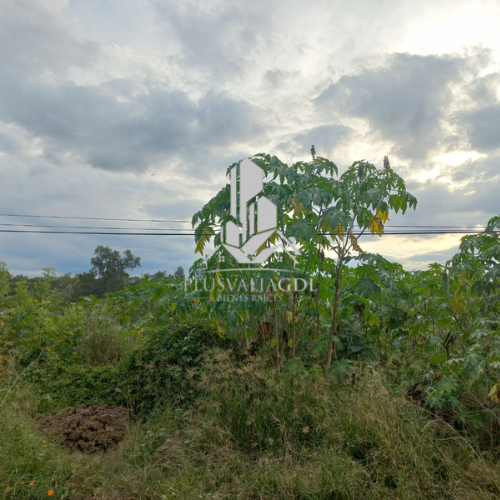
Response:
29,319,235,415
118,318,235,413
35,363,125,412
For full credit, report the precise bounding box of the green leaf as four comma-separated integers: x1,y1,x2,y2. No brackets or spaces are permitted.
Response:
329,359,354,381
429,353,447,365
321,207,353,234
287,219,315,242
355,278,380,299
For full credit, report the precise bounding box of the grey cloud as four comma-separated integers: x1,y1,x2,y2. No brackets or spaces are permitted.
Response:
0,130,17,156
265,69,299,87
0,0,267,174
454,105,500,153
195,91,265,148
2,0,500,276
0,0,98,77
278,124,352,157
152,0,279,81
446,154,500,183
315,53,479,160
388,174,500,231
465,72,500,107
0,76,266,172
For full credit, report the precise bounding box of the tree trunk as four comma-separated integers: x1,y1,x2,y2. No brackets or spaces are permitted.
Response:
325,259,342,374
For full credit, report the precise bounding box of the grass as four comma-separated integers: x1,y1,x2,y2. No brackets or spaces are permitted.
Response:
1,348,500,499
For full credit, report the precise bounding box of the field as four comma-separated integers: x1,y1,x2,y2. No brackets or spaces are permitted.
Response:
1,157,500,499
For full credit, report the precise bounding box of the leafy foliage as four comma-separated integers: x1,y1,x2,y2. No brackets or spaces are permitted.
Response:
118,318,235,412
2,155,500,500
190,153,417,374
35,364,124,412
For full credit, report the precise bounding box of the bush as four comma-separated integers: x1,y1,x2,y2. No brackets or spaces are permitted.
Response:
28,319,235,415
35,363,125,412
118,318,235,413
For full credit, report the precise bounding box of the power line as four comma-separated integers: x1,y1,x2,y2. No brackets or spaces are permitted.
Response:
0,213,191,223
0,213,490,229
378,225,486,228
0,223,489,233
0,229,496,236
0,223,199,231
0,230,197,235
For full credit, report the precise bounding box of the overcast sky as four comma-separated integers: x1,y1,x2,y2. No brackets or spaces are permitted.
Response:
0,0,499,277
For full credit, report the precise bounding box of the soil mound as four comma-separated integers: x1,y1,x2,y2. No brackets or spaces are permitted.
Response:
36,402,129,453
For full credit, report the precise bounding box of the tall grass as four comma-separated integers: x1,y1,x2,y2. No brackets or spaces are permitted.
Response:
1,348,500,499
78,301,138,366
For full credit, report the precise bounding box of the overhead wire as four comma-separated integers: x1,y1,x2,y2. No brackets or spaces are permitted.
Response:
0,213,190,223
0,229,496,236
0,213,490,229
0,222,490,233
0,213,495,236
0,223,199,231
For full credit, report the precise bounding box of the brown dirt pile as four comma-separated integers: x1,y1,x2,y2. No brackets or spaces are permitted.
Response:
36,402,129,453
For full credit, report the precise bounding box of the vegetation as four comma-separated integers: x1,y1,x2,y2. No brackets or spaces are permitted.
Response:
1,153,500,499
2,246,185,302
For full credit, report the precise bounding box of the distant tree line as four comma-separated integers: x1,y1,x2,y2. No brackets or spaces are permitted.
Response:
4,245,185,303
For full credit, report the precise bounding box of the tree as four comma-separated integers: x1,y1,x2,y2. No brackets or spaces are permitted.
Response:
73,271,103,299
173,266,185,280
91,246,141,279
51,273,76,303
0,262,10,307
74,246,141,298
192,153,417,374
142,271,167,281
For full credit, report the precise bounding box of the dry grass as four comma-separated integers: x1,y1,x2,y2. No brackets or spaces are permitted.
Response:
1,349,500,499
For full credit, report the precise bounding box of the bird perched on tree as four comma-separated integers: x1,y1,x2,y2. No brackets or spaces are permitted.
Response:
384,155,390,170
310,145,316,160
357,161,365,182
